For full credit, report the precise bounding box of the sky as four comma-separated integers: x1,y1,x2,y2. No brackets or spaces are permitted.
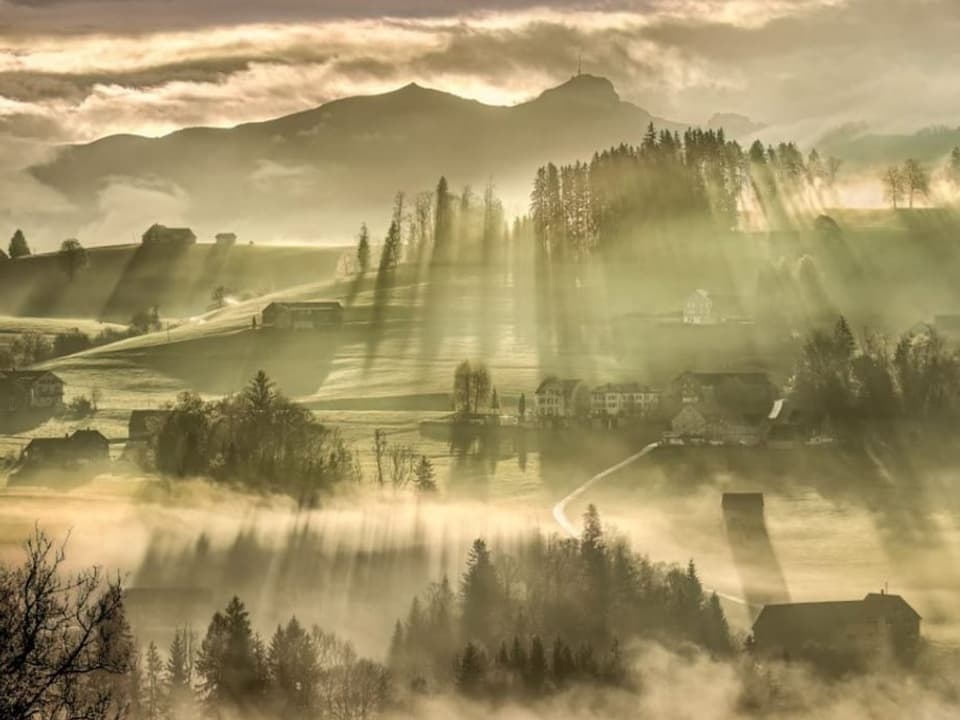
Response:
0,0,958,145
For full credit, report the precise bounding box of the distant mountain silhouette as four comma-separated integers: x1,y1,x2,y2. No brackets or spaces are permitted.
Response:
31,75,687,241
707,113,766,138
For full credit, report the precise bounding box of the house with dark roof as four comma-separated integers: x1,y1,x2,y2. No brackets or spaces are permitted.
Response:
261,301,344,330
534,378,587,423
752,592,921,666
666,371,775,444
673,371,774,406
20,429,110,467
0,370,64,412
142,224,197,247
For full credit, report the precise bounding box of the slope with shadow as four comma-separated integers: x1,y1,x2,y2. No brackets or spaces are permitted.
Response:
31,75,684,240
0,243,344,321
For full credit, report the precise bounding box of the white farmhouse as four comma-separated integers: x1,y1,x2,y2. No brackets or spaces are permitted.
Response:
683,289,715,325
534,378,586,420
590,383,661,417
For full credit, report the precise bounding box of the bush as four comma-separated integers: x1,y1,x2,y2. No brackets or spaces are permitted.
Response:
65,395,95,418
52,330,92,357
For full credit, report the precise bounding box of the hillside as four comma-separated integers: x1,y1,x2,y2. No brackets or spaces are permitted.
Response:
29,75,682,242
0,242,344,321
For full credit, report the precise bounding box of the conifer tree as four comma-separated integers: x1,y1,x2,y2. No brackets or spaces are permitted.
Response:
356,222,371,273
455,642,486,696
166,628,194,714
431,176,453,265
142,641,165,720
8,229,30,258
460,538,498,643
525,636,547,694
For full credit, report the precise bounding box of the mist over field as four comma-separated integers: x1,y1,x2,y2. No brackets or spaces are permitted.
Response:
4,2,960,719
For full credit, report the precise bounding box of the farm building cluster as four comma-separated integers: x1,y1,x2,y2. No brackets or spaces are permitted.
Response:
533,371,827,447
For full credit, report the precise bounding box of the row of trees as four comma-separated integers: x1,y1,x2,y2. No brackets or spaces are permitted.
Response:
151,371,362,506
388,506,732,698
530,125,843,265
142,598,390,720
453,634,627,698
792,316,960,437
452,360,496,416
0,309,162,370
355,179,508,276
880,159,931,209
1,229,89,278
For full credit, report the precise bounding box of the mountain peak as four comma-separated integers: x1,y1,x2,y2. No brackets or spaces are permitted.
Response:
537,74,620,105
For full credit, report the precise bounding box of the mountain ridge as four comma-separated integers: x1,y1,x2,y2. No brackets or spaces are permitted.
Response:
29,75,686,243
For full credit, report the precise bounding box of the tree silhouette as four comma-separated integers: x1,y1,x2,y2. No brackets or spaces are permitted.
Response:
881,166,905,209
455,642,486,696
8,228,30,258
0,529,136,720
414,455,437,492
57,238,87,279
356,222,371,273
143,641,165,720
196,596,261,710
902,158,930,208
431,176,453,265
460,539,498,644
166,627,194,714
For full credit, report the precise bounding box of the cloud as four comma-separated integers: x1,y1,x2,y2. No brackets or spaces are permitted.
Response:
0,0,957,146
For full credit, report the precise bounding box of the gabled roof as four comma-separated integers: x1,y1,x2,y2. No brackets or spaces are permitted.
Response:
535,377,582,396
0,370,62,386
70,429,109,443
592,382,659,394
263,301,343,311
25,437,71,451
26,429,108,450
754,593,920,633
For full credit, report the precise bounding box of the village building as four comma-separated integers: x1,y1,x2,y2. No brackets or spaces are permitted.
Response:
0,370,64,413
261,301,344,330
20,429,110,467
215,232,238,248
752,592,921,666
682,289,749,325
673,371,774,406
666,371,775,444
142,224,197,247
128,409,172,441
590,383,661,418
534,378,587,421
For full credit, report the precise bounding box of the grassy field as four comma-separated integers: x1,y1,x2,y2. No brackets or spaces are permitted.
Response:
0,242,345,321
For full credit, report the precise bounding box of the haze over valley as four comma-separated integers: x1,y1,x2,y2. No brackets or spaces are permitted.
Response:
3,3,960,720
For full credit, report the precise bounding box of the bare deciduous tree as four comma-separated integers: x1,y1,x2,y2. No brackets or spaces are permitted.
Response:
388,443,417,489
372,429,388,487
0,528,136,720
881,166,905,209
902,158,930,208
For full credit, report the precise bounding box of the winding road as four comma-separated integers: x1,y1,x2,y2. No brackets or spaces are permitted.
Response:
552,441,661,538
551,440,753,609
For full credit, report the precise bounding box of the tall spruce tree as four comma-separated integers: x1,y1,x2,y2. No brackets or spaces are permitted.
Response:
460,538,498,644
356,222,371,273
8,229,30,258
